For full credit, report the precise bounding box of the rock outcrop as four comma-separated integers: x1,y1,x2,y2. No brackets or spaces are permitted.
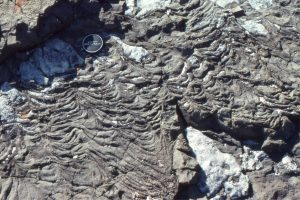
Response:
0,0,300,199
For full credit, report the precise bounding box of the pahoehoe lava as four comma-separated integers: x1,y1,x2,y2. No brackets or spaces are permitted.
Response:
0,0,300,199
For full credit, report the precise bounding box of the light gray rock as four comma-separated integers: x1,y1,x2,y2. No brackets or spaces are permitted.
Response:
186,127,249,199
240,141,269,171
187,55,200,66
0,82,24,122
224,174,249,199
112,36,150,63
125,0,136,15
248,0,273,11
125,0,171,17
20,39,84,85
210,0,239,8
275,155,299,175
241,20,268,36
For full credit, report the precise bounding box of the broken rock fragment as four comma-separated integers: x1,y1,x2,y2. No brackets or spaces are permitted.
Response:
186,127,249,199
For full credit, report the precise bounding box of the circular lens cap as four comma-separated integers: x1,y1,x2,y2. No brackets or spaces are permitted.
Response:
82,34,103,53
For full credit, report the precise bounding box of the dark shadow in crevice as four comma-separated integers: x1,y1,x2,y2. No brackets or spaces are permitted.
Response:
174,103,208,200
175,183,205,200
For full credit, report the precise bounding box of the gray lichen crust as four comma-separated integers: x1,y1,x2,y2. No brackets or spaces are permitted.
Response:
0,0,300,199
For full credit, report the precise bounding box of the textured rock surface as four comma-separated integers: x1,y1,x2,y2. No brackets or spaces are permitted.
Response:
0,0,56,62
0,0,300,199
248,0,273,11
20,39,84,85
186,127,249,199
240,141,269,171
126,0,171,17
112,36,150,63
0,82,24,122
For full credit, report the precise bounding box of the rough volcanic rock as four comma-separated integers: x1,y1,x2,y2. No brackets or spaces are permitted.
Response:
0,0,125,64
0,0,56,62
0,0,300,199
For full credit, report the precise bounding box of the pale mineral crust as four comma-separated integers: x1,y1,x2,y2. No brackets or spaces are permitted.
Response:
0,0,300,199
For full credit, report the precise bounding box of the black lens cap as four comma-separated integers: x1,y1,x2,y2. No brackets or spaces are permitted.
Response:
82,34,103,53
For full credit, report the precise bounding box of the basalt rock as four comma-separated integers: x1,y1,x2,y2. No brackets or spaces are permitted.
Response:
0,0,126,64
0,0,300,199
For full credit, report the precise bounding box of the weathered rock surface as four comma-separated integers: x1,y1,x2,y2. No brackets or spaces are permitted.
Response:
0,82,24,122
20,38,84,85
0,0,300,199
0,0,125,63
186,127,249,199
